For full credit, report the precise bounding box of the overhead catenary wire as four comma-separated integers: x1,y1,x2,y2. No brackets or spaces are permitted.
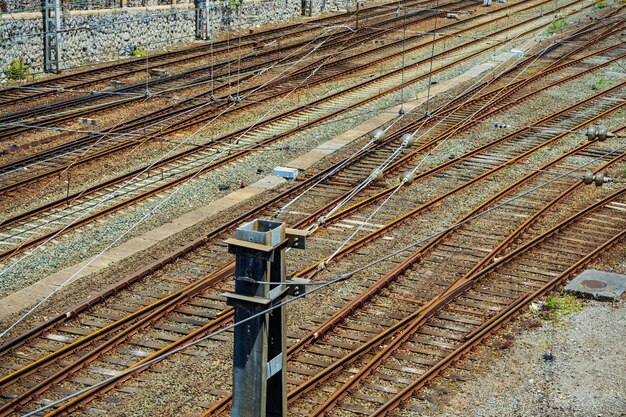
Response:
0,0,616,338
0,23,364,340
22,136,626,417
1,23,349,187
0,5,572,200
288,6,602,222
312,12,609,266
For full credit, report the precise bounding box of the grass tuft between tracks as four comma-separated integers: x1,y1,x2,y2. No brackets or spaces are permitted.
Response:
541,293,583,323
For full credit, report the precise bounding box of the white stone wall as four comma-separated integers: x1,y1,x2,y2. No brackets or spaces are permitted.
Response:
0,0,343,82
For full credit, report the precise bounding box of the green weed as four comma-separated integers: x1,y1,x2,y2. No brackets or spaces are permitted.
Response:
548,18,567,34
542,294,582,323
5,57,30,81
592,77,607,91
131,47,146,57
594,0,607,8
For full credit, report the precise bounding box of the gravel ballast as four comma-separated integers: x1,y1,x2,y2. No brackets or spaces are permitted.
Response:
429,298,626,417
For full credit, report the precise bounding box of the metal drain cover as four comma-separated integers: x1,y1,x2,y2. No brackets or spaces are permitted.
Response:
565,270,626,301
581,279,607,289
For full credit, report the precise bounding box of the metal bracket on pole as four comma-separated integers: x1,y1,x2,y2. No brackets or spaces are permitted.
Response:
223,219,306,417
43,0,62,73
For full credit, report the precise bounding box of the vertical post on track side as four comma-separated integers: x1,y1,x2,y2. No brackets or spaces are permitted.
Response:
224,219,307,417
43,0,62,73
195,0,211,40
301,0,311,17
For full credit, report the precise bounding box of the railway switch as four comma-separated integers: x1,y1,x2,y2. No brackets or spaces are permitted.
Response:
224,219,307,417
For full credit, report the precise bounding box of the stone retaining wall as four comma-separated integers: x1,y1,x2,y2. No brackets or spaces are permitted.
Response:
0,0,351,82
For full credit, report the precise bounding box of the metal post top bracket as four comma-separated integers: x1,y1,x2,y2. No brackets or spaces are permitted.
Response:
222,292,273,306
225,237,274,253
285,228,307,250
225,224,308,255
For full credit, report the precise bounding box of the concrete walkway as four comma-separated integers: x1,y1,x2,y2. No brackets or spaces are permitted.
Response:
0,41,535,320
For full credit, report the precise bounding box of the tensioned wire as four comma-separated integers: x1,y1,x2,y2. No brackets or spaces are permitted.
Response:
0,0,618,339
22,136,626,417
0,22,351,193
0,23,366,340
273,4,613,225
315,12,607,266
0,24,346,263
0,0,576,106
305,10,545,225
0,4,564,208
0,0,619,339
1,2,608,260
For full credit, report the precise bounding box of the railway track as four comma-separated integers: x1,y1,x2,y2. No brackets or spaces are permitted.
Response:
27,117,626,417
0,0,470,141
285,154,626,417
0,52,623,415
0,0,526,190
0,0,420,108
0,1,616,261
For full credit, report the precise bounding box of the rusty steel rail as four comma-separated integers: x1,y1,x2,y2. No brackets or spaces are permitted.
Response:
0,2,575,262
0,0,425,108
1,11,620,414
0,0,469,141
0,0,539,195
34,101,626,417
1,14,619,356
200,120,626,415
369,183,626,416
283,124,626,416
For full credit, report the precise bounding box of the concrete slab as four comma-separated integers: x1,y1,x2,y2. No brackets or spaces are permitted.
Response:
0,35,542,321
565,269,626,301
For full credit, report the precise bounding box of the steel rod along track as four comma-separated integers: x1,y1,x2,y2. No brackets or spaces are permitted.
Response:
2,48,620,412
0,0,515,189
0,0,607,262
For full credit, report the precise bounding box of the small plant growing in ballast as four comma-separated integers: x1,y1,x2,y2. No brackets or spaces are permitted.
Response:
592,77,607,91
131,46,146,57
548,17,567,34
594,0,607,8
541,294,582,323
5,57,30,81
